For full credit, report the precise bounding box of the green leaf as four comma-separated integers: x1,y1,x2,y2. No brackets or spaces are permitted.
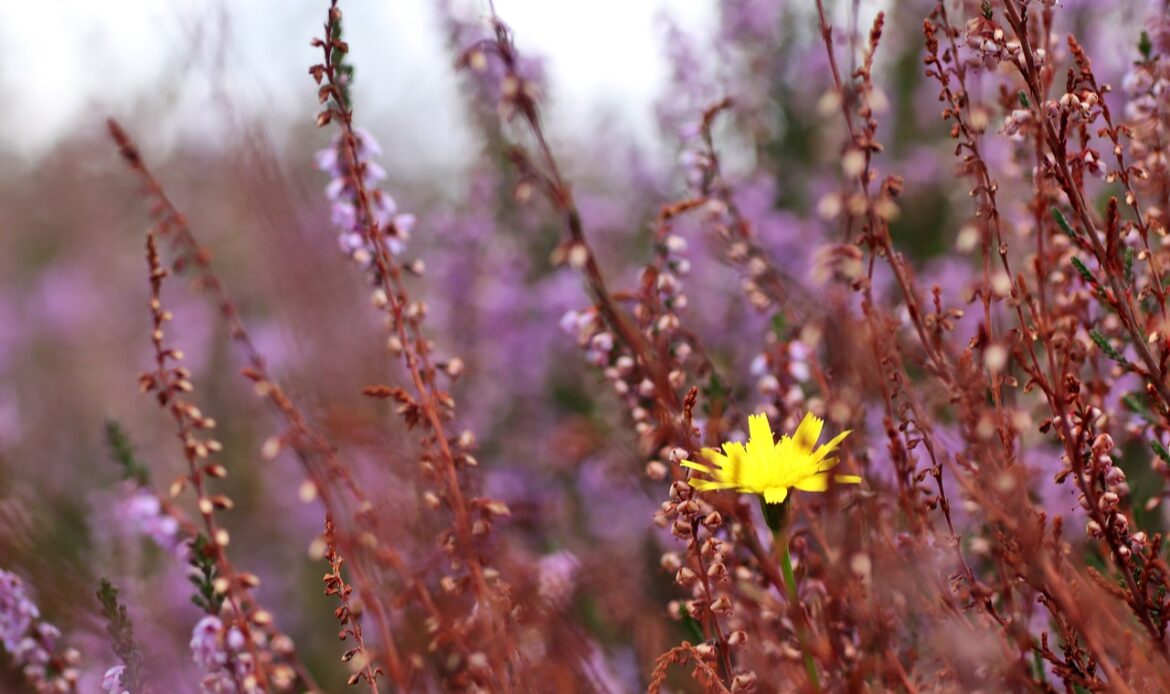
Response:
1124,247,1135,286
701,372,730,416
1051,208,1077,240
97,579,147,692
770,313,787,338
1140,31,1153,61
1018,91,1030,109
1123,393,1154,423
187,534,225,614
680,610,705,644
1032,643,1047,685
1089,330,1129,367
105,420,151,486
1152,441,1170,465
1070,257,1095,285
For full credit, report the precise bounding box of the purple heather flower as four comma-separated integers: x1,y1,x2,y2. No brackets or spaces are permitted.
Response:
101,664,128,694
0,570,39,652
537,551,581,612
312,147,340,177
119,490,183,555
0,569,79,690
189,616,223,670
190,614,264,693
323,176,346,203
352,127,382,159
315,126,411,269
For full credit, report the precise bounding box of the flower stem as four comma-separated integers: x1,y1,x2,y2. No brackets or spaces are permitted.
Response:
767,503,823,688
781,533,819,683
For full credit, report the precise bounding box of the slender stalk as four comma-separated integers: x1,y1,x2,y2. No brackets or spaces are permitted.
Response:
774,529,821,692
763,500,821,691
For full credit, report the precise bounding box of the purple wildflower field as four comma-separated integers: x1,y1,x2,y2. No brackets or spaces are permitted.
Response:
4,0,1170,691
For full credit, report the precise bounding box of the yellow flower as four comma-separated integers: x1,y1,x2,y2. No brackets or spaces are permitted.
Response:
682,412,859,504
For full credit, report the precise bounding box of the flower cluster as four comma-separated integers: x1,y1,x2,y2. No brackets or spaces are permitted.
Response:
315,127,415,267
962,13,1021,71
750,339,813,422
0,569,81,692
1122,29,1170,201
189,614,295,694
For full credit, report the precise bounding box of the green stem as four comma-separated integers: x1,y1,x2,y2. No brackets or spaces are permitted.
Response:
776,527,821,691
1032,643,1047,686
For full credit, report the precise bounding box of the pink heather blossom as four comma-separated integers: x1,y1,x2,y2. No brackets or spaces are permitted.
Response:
0,569,79,690
536,550,581,612
314,128,411,268
190,615,223,669
100,664,128,694
0,570,39,652
118,490,183,554
190,615,263,693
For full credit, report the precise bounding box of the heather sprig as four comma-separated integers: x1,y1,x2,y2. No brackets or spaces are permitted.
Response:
136,230,310,693
96,579,147,694
311,2,518,688
108,116,402,692
104,421,150,487
187,535,226,615
320,515,380,690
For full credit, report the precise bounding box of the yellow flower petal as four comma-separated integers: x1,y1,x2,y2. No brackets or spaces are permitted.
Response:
792,412,824,453
718,442,746,485
793,472,831,492
680,459,713,474
763,486,789,504
704,446,728,460
691,479,738,491
747,413,774,447
833,474,862,484
811,429,851,467
712,444,739,465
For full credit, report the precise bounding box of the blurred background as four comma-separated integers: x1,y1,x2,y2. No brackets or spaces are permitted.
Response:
0,0,1151,690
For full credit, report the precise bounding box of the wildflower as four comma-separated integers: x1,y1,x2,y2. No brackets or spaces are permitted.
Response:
683,412,857,691
682,412,859,505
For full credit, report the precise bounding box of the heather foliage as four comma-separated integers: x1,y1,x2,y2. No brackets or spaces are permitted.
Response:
5,0,1170,691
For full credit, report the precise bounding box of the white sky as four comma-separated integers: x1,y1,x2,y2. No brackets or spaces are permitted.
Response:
0,0,716,164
